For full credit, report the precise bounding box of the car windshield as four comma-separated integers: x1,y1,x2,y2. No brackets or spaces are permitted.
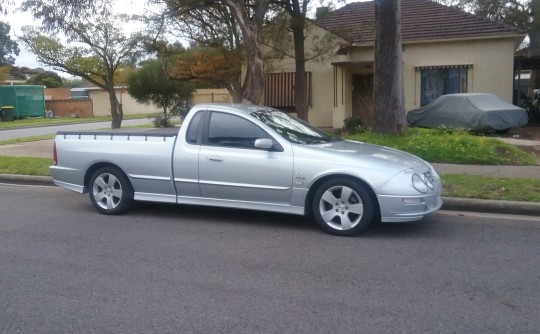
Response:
251,110,335,144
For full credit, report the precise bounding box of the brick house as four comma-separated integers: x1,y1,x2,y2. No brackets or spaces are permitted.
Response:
263,0,525,128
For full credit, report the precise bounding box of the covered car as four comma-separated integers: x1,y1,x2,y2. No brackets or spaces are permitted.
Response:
407,93,529,131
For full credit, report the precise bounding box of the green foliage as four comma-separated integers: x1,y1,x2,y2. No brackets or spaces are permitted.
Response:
343,116,366,133
0,21,20,66
454,0,531,32
28,71,63,87
439,0,534,49
434,124,469,135
19,21,143,86
19,12,147,128
261,10,341,64
347,127,537,165
0,65,9,83
128,59,195,127
169,45,243,90
62,77,87,88
9,66,27,80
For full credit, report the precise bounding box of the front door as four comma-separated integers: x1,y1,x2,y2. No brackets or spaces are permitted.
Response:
198,111,293,205
352,74,374,127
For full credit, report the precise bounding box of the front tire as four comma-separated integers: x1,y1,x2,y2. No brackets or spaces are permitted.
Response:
312,178,375,236
89,167,133,215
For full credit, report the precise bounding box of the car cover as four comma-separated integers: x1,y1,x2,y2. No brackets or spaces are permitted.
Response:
407,93,529,130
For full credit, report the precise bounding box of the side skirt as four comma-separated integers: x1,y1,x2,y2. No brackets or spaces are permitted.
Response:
177,196,305,215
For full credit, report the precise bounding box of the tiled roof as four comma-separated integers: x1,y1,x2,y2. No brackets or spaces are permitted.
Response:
316,0,523,45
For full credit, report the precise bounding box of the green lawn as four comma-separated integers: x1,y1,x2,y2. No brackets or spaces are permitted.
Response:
442,174,540,202
346,127,537,166
0,156,53,176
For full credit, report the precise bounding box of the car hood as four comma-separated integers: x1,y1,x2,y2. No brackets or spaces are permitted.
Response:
300,139,431,172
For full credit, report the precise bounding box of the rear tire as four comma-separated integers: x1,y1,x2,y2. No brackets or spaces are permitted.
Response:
312,178,375,236
89,167,133,215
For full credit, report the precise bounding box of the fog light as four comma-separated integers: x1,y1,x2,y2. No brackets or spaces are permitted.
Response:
402,198,424,205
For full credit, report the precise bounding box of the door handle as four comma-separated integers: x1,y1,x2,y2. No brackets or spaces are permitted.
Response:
206,155,223,162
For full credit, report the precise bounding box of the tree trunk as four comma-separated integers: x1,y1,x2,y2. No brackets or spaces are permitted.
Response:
372,0,406,135
107,84,123,129
291,14,308,121
241,31,264,104
227,80,244,103
224,0,268,105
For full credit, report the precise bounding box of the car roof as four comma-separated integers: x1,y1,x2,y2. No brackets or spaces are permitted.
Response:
193,103,281,115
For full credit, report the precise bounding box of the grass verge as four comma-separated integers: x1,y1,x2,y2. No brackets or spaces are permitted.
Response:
0,156,52,176
0,114,155,130
442,174,540,202
347,127,537,165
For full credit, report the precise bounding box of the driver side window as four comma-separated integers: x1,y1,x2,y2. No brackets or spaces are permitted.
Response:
207,112,267,149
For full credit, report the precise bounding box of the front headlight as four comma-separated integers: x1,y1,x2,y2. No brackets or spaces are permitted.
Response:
412,171,435,194
412,173,428,193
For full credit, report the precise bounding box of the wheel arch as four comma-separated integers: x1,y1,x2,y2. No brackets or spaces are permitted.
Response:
84,162,131,192
305,174,381,220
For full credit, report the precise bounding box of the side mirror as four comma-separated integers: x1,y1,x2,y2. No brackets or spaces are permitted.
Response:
254,138,274,150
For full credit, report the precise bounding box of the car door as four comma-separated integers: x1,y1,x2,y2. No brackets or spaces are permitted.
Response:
198,111,293,205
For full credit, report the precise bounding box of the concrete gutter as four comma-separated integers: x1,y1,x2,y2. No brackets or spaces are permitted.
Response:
0,174,54,186
1,174,540,216
442,197,540,216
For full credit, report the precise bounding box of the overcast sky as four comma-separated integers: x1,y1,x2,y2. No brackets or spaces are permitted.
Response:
4,0,341,74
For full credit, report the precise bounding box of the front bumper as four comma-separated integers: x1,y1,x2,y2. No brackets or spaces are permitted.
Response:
378,191,443,223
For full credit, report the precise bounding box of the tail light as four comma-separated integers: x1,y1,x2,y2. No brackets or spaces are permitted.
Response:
53,141,57,165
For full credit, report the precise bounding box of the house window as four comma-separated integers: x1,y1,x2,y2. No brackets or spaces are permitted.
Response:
420,66,469,106
264,72,312,111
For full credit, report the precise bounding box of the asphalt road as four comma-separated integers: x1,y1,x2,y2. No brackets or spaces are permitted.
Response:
1,184,539,333
0,118,152,141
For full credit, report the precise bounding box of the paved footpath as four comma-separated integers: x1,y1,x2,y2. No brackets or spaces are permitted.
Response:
0,118,152,141
433,163,540,179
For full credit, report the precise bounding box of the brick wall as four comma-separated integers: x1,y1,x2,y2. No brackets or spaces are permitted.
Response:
44,88,71,100
45,99,93,118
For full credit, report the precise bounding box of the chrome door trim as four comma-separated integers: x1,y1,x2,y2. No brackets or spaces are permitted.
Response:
129,174,171,181
199,179,290,190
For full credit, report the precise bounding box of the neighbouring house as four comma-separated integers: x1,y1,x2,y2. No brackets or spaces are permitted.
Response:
44,87,232,118
263,0,525,128
2,76,27,86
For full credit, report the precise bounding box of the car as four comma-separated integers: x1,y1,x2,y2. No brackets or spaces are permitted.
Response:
51,104,443,236
407,93,529,131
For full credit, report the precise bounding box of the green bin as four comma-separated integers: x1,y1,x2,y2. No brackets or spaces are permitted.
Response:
1,106,14,122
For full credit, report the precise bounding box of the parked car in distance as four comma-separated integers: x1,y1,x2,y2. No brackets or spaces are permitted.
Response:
407,93,529,132
525,89,540,120
50,104,442,236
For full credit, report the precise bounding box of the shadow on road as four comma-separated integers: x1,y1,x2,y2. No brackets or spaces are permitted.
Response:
125,201,437,237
